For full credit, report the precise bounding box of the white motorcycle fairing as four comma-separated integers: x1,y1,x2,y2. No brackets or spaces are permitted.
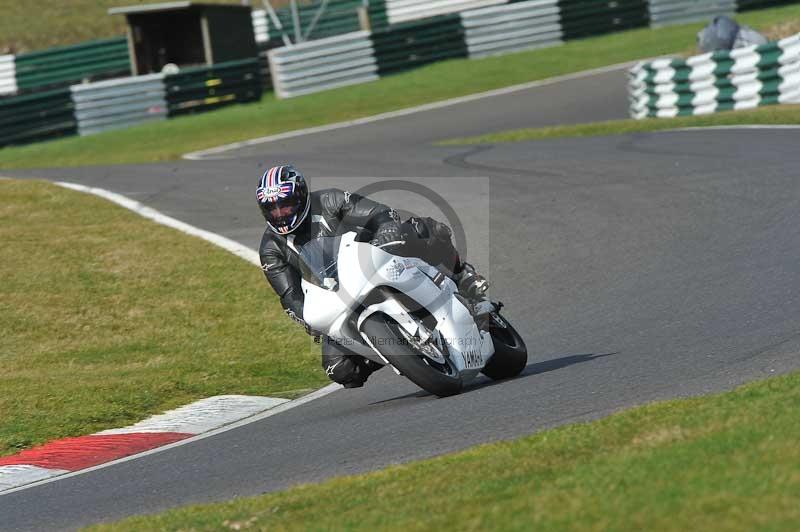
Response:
300,232,495,378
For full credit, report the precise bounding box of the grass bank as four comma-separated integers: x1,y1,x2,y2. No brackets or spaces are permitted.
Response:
2,4,800,169
442,104,800,145
94,370,800,531
0,179,325,457
0,1,294,53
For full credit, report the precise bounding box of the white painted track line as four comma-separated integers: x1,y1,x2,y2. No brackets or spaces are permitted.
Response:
0,466,70,492
55,182,262,266
97,396,290,435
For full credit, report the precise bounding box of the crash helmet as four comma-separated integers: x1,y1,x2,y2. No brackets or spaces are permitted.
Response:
257,165,310,235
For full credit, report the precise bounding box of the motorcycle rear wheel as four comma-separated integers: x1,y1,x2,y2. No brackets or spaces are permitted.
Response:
361,314,463,397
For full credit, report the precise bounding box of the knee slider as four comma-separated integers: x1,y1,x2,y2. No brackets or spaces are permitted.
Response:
322,355,361,385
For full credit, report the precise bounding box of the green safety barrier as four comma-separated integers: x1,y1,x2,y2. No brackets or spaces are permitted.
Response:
367,0,391,32
164,58,263,117
0,88,76,147
14,37,130,94
0,58,263,148
737,0,800,11
557,0,650,40
371,15,468,76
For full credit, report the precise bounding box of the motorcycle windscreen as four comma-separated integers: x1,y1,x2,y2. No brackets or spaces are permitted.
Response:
297,236,341,290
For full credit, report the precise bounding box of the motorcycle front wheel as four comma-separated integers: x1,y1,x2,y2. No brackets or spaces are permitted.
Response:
481,313,528,380
361,313,463,397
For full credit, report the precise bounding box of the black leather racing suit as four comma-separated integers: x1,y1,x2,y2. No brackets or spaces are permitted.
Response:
259,188,459,387
259,188,399,317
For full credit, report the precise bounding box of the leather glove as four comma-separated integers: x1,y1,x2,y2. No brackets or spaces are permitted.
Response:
370,221,406,250
286,309,322,342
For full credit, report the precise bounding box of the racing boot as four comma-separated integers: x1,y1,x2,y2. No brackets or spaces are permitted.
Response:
453,261,489,302
322,348,383,389
340,357,384,388
349,358,384,388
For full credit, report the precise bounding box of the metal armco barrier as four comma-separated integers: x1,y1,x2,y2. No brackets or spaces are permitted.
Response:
265,0,364,42
558,0,650,40
278,0,800,45
648,0,736,27
737,0,799,11
14,37,130,95
257,42,280,91
461,0,562,58
368,0,392,31
71,74,167,136
165,59,262,116
628,34,800,118
372,15,469,75
0,55,16,96
260,0,800,100
0,88,76,147
269,31,378,98
382,0,507,25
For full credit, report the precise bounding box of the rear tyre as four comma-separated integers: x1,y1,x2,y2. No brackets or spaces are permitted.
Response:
361,314,462,397
481,314,527,380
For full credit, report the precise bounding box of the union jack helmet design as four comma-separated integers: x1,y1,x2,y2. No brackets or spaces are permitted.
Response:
257,165,310,235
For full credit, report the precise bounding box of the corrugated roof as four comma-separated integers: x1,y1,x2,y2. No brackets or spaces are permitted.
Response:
109,2,249,15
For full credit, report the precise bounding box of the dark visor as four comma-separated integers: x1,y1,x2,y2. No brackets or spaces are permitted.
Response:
267,199,302,227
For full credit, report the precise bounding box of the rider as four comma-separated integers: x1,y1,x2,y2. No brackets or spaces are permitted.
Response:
257,165,488,388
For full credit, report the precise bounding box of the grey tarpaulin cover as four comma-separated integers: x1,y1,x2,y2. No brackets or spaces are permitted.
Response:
697,16,768,53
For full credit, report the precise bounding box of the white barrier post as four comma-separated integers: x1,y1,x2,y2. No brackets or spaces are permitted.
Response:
0,55,17,96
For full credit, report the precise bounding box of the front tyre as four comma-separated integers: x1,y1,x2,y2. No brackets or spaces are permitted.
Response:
482,314,527,380
361,314,463,397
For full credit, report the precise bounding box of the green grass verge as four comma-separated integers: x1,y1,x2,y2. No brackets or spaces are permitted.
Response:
442,104,800,145
92,370,800,531
2,4,800,169
0,179,326,457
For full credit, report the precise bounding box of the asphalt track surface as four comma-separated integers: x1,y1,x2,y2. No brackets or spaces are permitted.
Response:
3,66,800,530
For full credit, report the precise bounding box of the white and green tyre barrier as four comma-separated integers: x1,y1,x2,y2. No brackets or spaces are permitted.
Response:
629,33,800,118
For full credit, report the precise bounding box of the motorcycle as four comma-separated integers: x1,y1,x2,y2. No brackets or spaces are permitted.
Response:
298,231,528,397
